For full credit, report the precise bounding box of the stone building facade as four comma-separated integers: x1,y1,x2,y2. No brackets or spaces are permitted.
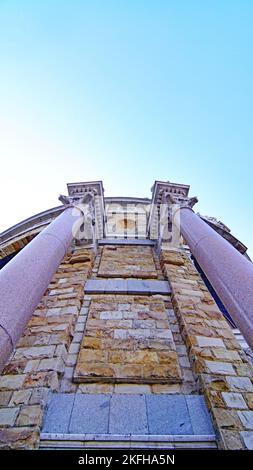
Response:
0,180,253,450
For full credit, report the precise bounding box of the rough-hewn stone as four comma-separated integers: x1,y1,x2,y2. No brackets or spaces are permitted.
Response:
74,295,181,383
161,247,253,450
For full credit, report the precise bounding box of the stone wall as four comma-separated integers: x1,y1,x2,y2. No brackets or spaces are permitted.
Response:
0,247,94,449
98,245,158,278
74,294,181,383
161,247,253,450
2,239,252,449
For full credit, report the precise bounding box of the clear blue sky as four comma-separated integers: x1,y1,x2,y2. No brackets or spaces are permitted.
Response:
0,1,252,256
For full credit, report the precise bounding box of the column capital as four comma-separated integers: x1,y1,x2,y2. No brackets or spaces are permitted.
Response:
58,192,95,222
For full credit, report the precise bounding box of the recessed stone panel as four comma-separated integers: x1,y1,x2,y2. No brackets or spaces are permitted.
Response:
98,246,158,278
74,295,182,384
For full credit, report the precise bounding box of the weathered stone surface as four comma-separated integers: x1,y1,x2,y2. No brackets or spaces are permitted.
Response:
14,346,56,360
98,246,158,278
146,395,193,434
0,407,19,427
240,431,253,450
220,430,244,450
201,360,235,376
161,247,253,450
24,371,59,390
16,405,42,426
0,375,25,391
245,393,253,410
75,295,181,384
222,392,247,409
3,360,27,375
0,391,12,406
226,376,253,393
212,408,242,430
196,336,225,348
0,427,40,449
109,394,148,434
237,411,253,430
9,390,32,406
69,394,110,434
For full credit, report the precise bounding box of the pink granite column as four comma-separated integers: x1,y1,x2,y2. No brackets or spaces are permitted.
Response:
173,207,253,350
0,206,83,372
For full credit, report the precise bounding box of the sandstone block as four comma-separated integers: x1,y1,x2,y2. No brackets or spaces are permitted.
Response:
0,427,40,449
9,390,32,406
220,430,244,449
14,346,55,360
0,407,19,427
245,393,253,410
77,383,114,394
202,360,236,376
0,391,12,406
237,411,253,430
240,431,253,450
196,336,225,348
0,375,25,391
16,405,42,427
222,392,247,409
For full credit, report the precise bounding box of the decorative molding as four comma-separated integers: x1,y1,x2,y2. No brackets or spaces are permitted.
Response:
148,180,197,242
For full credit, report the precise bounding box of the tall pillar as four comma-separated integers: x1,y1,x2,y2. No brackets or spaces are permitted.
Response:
0,206,83,372
174,206,253,350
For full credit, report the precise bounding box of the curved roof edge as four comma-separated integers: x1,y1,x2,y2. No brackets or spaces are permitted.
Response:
0,200,250,261
0,206,64,246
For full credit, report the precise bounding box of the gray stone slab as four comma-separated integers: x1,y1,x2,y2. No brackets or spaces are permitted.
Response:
69,394,110,434
42,393,75,433
98,239,155,246
109,394,148,434
147,280,171,294
85,279,106,293
127,279,151,294
146,395,193,435
104,279,128,293
84,279,170,295
186,395,214,435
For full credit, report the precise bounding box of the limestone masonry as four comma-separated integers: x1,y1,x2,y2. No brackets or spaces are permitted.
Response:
0,180,253,450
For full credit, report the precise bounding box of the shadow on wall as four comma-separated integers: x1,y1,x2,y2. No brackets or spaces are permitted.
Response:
191,255,236,328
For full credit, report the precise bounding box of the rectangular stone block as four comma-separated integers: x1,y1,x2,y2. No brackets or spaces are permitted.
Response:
204,360,236,376
16,405,42,426
109,394,148,434
14,346,55,360
9,390,32,406
0,407,19,427
0,375,25,391
146,395,193,435
240,431,253,449
226,376,253,393
42,393,75,433
222,392,247,409
196,336,225,348
237,411,253,430
0,391,12,406
69,394,110,433
186,395,214,434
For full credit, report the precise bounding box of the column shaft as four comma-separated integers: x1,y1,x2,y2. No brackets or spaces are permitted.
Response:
174,207,253,350
0,207,82,371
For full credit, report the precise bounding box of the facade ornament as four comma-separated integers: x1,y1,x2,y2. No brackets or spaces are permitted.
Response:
58,192,96,246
